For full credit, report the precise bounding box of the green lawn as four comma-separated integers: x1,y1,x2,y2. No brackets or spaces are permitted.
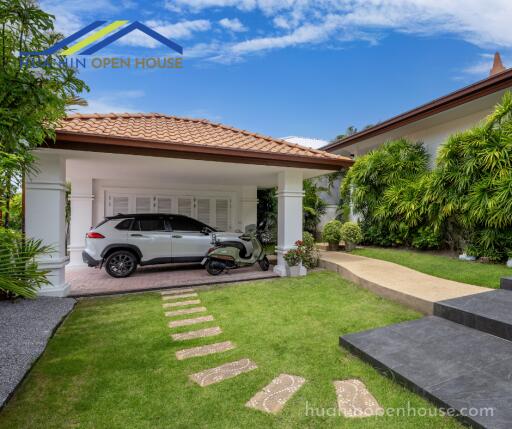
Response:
354,247,510,288
0,272,462,429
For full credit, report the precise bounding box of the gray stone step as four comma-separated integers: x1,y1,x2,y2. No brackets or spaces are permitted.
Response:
340,316,512,429
434,290,512,341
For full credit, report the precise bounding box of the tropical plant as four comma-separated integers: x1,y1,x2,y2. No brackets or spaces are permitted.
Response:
340,222,363,248
322,219,342,246
0,228,52,298
302,231,319,268
303,179,327,235
0,0,88,228
257,188,277,243
425,92,512,259
341,138,431,247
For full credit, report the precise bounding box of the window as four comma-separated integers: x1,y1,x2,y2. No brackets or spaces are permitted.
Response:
112,196,129,215
215,199,229,231
170,215,210,232
135,197,151,213
133,217,167,231
115,219,133,230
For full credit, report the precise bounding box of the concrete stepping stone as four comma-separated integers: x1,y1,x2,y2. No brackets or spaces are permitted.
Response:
171,326,223,341
165,307,207,317
176,340,235,360
163,299,201,308
161,288,195,296
168,315,214,328
246,374,306,414
333,379,383,418
162,292,198,300
189,358,258,386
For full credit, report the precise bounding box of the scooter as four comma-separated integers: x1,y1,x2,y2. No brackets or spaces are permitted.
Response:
202,231,270,275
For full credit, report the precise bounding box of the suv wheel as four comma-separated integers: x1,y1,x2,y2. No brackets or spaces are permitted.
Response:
105,250,137,278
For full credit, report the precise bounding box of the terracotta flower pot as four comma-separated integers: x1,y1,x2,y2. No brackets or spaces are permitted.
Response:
328,242,339,251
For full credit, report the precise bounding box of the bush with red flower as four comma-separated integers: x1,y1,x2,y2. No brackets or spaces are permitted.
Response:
283,240,306,267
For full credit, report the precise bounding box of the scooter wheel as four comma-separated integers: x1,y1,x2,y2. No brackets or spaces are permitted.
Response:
206,260,225,275
258,256,270,271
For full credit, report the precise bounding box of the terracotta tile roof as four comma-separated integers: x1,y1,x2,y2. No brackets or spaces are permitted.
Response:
56,113,351,167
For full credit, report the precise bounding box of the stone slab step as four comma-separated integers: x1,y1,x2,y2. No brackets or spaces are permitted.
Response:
246,374,305,414
162,293,198,300
340,316,512,429
189,358,258,386
161,288,195,296
434,290,512,341
165,307,207,317
176,340,235,360
168,315,214,328
171,326,223,341
333,379,383,418
163,299,201,308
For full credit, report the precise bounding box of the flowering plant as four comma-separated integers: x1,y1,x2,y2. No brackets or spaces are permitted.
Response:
283,240,305,266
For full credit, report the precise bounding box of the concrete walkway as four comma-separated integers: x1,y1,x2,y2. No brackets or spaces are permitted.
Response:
320,251,490,314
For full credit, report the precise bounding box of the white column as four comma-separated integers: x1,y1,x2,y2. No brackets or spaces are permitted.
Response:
68,176,94,266
274,170,305,276
25,151,70,297
240,185,258,232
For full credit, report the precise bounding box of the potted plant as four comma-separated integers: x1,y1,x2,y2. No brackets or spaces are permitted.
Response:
459,244,477,261
322,219,342,251
339,222,363,252
283,241,307,277
507,250,512,268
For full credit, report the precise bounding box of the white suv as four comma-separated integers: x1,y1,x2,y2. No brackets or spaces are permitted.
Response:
82,213,252,278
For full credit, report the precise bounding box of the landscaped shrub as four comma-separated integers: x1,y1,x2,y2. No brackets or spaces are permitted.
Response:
342,92,512,262
411,226,442,250
425,92,512,259
339,222,362,251
322,219,342,248
302,231,319,268
0,228,52,299
341,138,430,247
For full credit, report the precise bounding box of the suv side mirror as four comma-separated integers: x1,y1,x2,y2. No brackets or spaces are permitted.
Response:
201,227,211,235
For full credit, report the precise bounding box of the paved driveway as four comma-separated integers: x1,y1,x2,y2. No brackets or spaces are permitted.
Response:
67,263,278,297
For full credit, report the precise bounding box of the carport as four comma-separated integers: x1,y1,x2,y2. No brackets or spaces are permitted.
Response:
25,113,351,297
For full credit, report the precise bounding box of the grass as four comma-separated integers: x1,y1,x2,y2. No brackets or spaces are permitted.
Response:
0,272,463,429
353,247,511,289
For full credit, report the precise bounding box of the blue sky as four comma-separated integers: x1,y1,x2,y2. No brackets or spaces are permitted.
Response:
42,0,512,142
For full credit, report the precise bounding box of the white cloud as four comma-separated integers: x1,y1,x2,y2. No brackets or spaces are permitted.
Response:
172,0,512,49
75,90,145,114
40,0,125,35
219,18,247,32
117,20,211,48
231,15,344,54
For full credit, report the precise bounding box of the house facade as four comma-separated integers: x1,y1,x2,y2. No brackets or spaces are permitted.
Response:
25,113,351,297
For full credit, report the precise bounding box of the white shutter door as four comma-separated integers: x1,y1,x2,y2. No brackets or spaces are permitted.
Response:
215,199,229,231
177,197,193,217
112,196,129,215
157,197,172,213
196,198,210,225
135,197,151,213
